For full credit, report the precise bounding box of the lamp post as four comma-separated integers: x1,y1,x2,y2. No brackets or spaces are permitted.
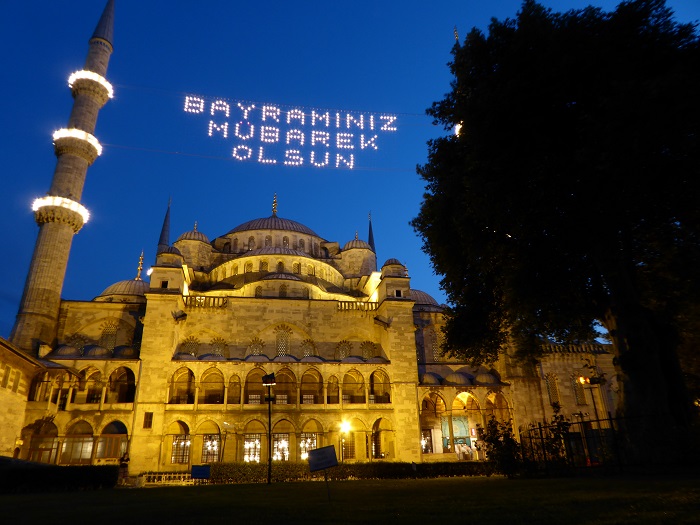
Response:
340,421,350,462
262,373,276,484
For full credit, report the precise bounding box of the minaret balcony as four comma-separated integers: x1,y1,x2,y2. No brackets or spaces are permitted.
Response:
33,196,89,233
53,128,102,164
68,70,113,106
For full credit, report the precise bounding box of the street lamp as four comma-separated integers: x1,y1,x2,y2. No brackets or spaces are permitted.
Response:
340,421,350,462
262,373,276,484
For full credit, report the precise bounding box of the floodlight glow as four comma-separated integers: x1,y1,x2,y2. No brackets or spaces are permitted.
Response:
32,196,90,223
68,70,114,98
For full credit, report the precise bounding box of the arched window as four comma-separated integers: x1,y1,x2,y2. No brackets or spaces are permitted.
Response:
244,369,266,405
307,265,315,276
255,286,263,298
244,262,253,273
201,370,225,404
343,370,365,404
279,284,288,298
260,261,269,272
96,421,127,459
199,421,221,463
29,421,59,464
275,326,292,356
61,421,94,465
572,374,587,405
265,235,272,247
169,368,195,404
301,370,322,404
335,340,352,360
360,341,376,360
485,392,511,423
233,238,239,252
293,262,301,274
99,320,118,351
107,367,136,403
298,239,305,251
247,337,265,356
211,337,226,357
282,236,289,248
277,261,285,273
300,339,316,357
181,336,199,357
274,370,297,406
248,236,255,250
169,421,190,464
327,376,340,404
545,373,560,407
369,370,391,403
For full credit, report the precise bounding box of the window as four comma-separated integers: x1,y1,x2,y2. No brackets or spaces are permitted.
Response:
275,394,288,405
160,280,169,289
181,336,199,357
360,341,376,360
245,262,253,273
143,412,153,429
276,326,291,356
335,340,352,360
171,435,191,464
573,375,587,405
248,236,255,250
301,339,316,357
96,422,127,459
232,238,239,252
302,394,315,404
299,433,317,460
395,290,402,297
248,394,261,405
545,373,560,406
255,286,263,298
99,321,118,351
201,434,220,463
342,432,355,459
421,430,434,453
282,236,289,248
293,262,301,274
298,239,305,251
260,261,269,272
2,365,11,388
273,433,290,461
265,235,272,247
279,284,288,298
277,262,285,273
243,434,261,463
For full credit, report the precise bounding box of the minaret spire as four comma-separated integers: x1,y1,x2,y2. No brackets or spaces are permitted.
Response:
11,1,115,353
136,251,144,281
272,193,278,217
157,199,172,254
368,212,376,253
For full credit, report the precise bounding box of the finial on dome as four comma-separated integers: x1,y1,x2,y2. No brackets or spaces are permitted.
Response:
136,251,144,281
272,194,278,216
355,231,359,240
194,221,198,232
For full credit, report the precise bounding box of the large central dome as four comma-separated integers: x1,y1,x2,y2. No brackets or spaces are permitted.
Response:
226,215,319,237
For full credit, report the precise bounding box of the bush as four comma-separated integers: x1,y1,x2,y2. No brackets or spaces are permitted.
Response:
209,460,494,484
0,461,119,493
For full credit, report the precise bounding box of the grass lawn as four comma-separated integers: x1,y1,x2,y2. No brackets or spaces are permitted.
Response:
1,473,698,524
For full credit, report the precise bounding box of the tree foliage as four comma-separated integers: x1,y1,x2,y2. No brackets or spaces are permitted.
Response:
412,0,700,425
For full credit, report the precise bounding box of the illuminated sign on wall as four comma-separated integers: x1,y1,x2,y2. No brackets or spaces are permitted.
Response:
183,96,398,169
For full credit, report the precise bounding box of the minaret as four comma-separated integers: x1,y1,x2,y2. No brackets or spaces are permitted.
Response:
368,212,376,253
11,1,115,353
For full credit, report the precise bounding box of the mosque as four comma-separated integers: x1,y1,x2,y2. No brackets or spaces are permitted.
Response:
0,0,615,476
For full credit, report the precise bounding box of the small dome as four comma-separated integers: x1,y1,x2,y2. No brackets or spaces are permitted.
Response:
157,245,182,256
475,372,498,385
53,345,81,357
343,233,372,251
382,258,404,267
410,289,439,306
83,345,112,358
444,372,473,386
113,346,139,358
98,279,150,299
177,231,210,243
420,372,442,385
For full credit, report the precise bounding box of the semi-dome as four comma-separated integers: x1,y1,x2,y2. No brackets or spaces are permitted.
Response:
227,215,319,237
410,289,440,306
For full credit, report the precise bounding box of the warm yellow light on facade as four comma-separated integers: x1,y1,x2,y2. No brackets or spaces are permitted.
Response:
68,70,114,98
32,196,90,223
340,421,351,434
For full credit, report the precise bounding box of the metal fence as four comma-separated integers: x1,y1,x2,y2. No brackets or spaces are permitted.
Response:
519,414,623,473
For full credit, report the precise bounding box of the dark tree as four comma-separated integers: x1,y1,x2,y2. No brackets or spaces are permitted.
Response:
412,0,700,438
